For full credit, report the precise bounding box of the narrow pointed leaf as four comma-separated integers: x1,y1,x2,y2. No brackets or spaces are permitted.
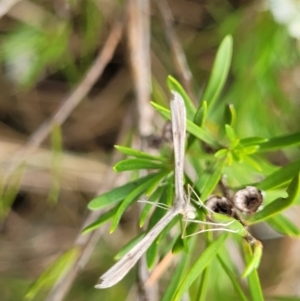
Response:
243,242,264,301
187,101,208,147
258,132,300,152
249,174,300,224
256,159,300,190
225,124,237,143
114,145,167,162
167,76,196,118
240,137,268,146
194,100,208,127
196,267,210,301
217,255,249,301
201,35,233,109
267,214,300,237
187,118,220,148
224,103,236,127
113,158,166,172
242,241,263,278
88,173,160,210
110,171,167,232
201,159,226,201
25,248,79,300
173,233,228,301
243,145,260,155
139,203,153,228
82,206,118,234
214,148,227,159
213,213,247,237
146,239,158,269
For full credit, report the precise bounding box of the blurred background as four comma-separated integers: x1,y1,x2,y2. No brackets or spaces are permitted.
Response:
1,0,300,300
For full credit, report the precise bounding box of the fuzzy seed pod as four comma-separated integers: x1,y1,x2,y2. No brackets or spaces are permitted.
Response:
233,186,263,214
206,195,234,216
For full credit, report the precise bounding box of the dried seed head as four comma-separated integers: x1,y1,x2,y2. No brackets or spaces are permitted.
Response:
205,195,234,216
146,134,163,148
233,186,263,214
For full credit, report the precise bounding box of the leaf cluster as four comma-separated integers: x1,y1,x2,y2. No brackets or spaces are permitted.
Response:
83,35,300,300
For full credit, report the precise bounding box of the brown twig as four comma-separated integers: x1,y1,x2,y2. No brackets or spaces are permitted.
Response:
127,0,153,138
145,251,176,286
45,105,134,301
156,0,197,104
5,14,124,182
127,0,158,300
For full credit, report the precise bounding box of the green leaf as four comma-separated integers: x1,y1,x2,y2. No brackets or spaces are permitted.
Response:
114,145,167,162
212,213,247,237
25,248,79,300
152,76,169,107
166,178,174,206
267,214,300,237
242,145,260,155
201,35,233,109
173,233,228,301
82,206,118,234
194,100,208,127
225,124,237,143
146,239,158,269
196,267,210,301
110,171,167,232
256,159,300,190
243,242,264,301
167,76,196,119
214,148,227,159
258,132,300,152
242,240,263,278
187,119,220,148
240,137,268,147
187,101,208,148
151,102,220,148
217,255,249,301
113,158,166,172
224,103,236,127
201,159,226,200
139,202,153,228
161,253,189,301
249,174,300,224
172,233,185,254
243,155,263,172
88,173,160,210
